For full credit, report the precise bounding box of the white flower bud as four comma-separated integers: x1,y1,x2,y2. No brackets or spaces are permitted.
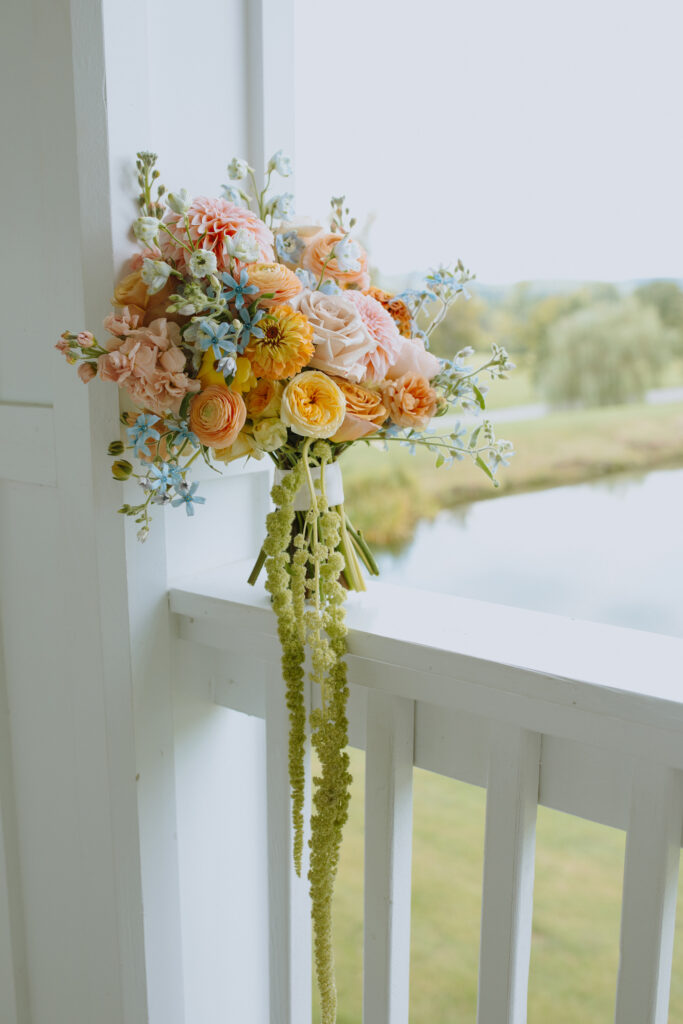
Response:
133,216,160,245
167,189,190,214
140,258,173,295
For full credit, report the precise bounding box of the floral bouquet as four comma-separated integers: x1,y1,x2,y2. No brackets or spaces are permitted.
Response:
57,150,514,1022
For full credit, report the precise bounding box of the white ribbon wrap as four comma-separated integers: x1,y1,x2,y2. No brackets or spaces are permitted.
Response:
273,462,345,511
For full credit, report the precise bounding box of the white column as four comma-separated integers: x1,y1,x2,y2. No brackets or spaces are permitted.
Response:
363,692,415,1024
478,724,540,1024
615,760,683,1024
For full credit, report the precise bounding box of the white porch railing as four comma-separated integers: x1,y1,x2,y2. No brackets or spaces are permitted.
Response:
170,561,683,1024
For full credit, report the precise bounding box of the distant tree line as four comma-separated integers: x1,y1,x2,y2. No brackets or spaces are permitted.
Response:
429,279,683,407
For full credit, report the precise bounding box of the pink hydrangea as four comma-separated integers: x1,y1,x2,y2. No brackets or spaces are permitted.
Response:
97,317,199,415
344,290,402,382
159,196,274,272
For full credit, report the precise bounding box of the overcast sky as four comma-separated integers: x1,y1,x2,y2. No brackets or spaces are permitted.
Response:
294,0,683,284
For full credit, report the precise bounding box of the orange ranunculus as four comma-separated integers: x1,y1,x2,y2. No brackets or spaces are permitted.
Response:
246,305,314,380
303,232,370,290
329,377,388,442
245,378,283,419
112,271,177,326
381,373,438,432
189,385,247,449
365,287,413,338
281,371,346,439
245,262,302,308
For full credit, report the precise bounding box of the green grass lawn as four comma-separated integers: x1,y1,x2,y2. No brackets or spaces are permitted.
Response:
320,749,683,1023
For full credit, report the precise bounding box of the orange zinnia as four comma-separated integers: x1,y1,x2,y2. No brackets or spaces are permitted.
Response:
246,305,314,380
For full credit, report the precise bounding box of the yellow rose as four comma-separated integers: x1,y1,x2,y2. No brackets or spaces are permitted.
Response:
281,370,346,439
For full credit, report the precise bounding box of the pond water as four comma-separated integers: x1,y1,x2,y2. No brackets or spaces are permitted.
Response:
376,467,683,638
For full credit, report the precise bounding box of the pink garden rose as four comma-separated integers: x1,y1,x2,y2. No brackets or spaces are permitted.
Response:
344,290,402,382
160,197,274,272
292,290,376,383
385,335,441,381
97,317,199,415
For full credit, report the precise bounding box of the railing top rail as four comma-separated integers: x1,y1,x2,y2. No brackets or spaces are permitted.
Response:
170,560,683,744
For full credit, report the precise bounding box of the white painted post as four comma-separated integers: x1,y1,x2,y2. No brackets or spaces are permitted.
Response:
265,665,312,1024
0,634,28,1024
614,760,683,1024
477,724,540,1024
363,691,415,1024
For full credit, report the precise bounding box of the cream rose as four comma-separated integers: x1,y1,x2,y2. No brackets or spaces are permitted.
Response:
281,370,346,439
291,291,376,383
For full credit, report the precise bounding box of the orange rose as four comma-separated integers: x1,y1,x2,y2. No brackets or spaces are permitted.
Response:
365,287,413,338
329,377,388,442
112,271,177,326
303,232,370,290
189,385,247,449
245,262,302,308
380,373,438,431
245,378,283,419
246,305,314,380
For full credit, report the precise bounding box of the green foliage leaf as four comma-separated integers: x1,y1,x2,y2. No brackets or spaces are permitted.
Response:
475,454,498,485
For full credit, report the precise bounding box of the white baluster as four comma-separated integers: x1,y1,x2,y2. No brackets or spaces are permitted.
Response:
615,760,683,1024
478,724,541,1024
363,692,415,1024
265,665,311,1024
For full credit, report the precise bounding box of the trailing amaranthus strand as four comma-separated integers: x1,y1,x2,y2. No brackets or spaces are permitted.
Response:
304,445,352,1024
263,453,308,875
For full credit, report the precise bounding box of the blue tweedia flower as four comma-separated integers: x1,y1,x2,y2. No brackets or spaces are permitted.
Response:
295,268,317,290
146,462,174,491
197,318,239,359
318,279,342,296
171,481,206,517
238,306,265,351
171,425,199,450
275,230,305,266
127,413,161,456
167,463,185,486
220,268,259,310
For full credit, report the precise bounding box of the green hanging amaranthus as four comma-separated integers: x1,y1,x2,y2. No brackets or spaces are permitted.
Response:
263,439,352,1024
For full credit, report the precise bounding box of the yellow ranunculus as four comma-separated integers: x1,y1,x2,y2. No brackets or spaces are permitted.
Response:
197,351,256,393
281,370,346,439
231,356,257,394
